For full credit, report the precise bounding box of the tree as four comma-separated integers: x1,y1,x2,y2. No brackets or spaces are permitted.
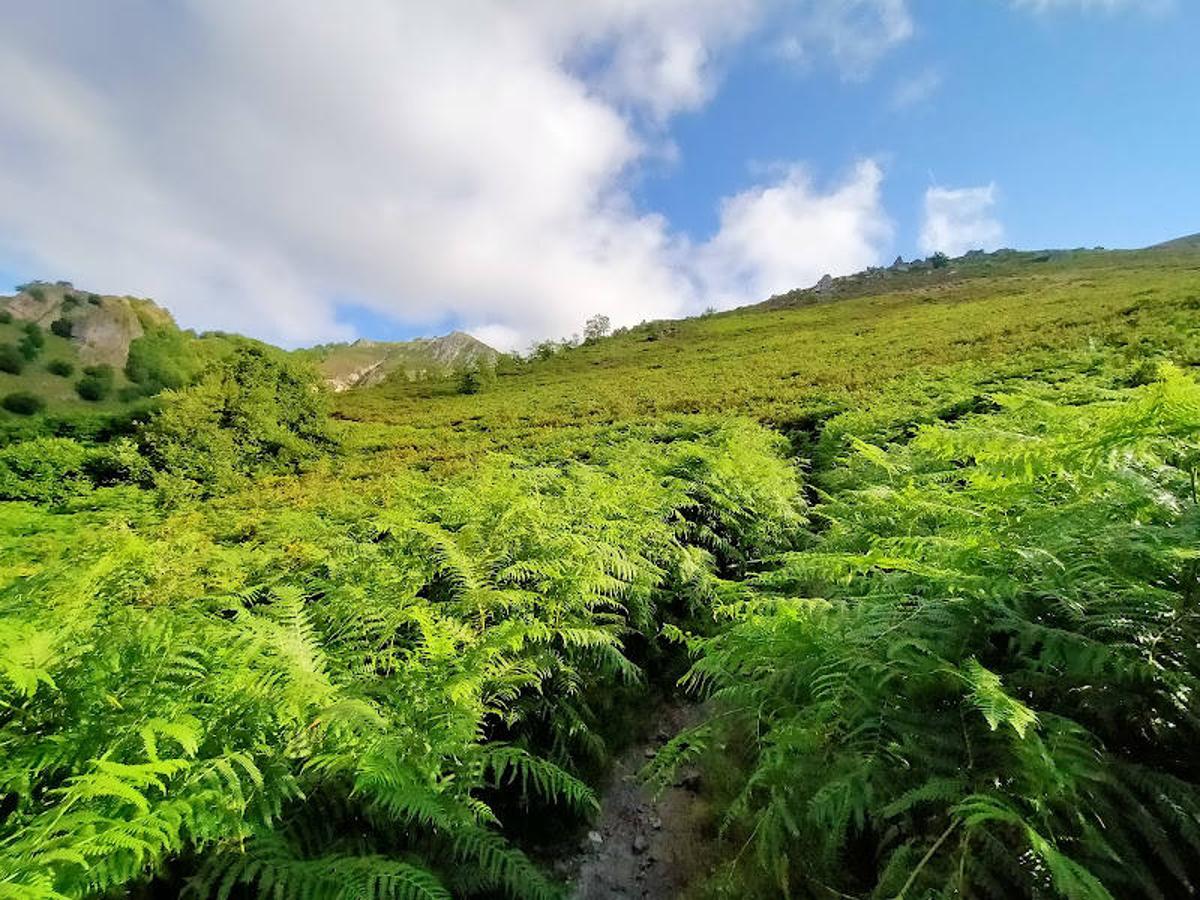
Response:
139,341,335,496
583,313,611,343
930,251,950,269
49,317,73,338
457,362,482,394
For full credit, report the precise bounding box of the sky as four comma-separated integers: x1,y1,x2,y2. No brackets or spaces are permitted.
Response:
0,1,1196,350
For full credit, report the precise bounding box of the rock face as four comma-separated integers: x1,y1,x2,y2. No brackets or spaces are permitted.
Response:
814,274,835,294
311,331,501,392
2,283,173,368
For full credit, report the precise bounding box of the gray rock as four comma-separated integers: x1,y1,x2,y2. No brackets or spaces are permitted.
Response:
632,834,649,855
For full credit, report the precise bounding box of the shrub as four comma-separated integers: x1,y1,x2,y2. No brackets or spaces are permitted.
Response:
0,343,23,374
457,363,482,394
139,342,336,496
87,293,102,306
18,323,44,360
125,328,206,391
2,391,46,416
0,436,89,501
76,364,115,402
49,317,73,338
930,250,950,268
46,359,74,377
0,309,11,324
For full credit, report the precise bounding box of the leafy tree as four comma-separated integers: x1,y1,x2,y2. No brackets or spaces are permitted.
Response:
49,317,73,338
2,391,46,416
583,313,611,343
139,342,336,496
457,363,482,394
125,328,208,393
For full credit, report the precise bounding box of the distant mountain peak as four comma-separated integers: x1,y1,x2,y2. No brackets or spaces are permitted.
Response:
306,331,499,391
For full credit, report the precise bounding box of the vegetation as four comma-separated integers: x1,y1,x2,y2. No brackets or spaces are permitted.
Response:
18,324,44,361
1,391,45,416
2,246,1200,897
75,364,115,402
46,359,74,378
0,345,23,375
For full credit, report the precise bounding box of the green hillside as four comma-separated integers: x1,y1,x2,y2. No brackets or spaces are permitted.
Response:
2,244,1200,899
0,282,239,439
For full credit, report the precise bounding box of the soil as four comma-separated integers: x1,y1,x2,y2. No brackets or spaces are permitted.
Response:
564,702,715,899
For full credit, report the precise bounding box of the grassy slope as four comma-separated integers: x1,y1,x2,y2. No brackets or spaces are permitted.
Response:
333,248,1200,470
0,319,134,417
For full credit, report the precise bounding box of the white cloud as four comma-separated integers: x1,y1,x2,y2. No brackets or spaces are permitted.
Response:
890,68,943,110
919,184,1004,257
1012,0,1172,13
0,1,900,349
700,160,892,305
776,0,914,79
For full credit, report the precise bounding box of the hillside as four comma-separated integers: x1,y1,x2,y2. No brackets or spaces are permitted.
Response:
3,240,1200,900
334,242,1200,468
303,331,500,391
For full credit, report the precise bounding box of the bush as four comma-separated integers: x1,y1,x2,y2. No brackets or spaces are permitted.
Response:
18,323,44,360
2,391,46,416
0,436,89,501
0,343,23,374
140,342,336,497
46,359,74,377
76,364,115,402
50,317,73,338
930,250,950,268
0,309,11,324
125,328,206,392
457,363,482,394
87,293,102,306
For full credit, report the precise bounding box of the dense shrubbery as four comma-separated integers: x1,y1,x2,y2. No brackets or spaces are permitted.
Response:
139,342,336,497
0,418,802,898
75,365,115,402
125,327,210,393
46,359,74,377
3,250,1200,899
656,366,1200,898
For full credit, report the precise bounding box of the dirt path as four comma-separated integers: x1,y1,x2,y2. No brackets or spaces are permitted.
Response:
566,703,714,899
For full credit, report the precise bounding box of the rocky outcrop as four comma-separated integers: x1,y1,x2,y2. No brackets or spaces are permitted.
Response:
312,331,500,392
2,283,172,368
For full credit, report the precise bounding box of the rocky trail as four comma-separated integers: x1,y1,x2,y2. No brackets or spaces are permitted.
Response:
564,703,715,899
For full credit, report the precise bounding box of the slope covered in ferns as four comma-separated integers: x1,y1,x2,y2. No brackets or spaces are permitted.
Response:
1,242,1199,898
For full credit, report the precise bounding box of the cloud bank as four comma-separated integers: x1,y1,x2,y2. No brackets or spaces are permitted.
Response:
0,1,907,349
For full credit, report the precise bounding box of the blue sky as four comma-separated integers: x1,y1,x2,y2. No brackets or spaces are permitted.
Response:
640,0,1199,256
1,1,1196,349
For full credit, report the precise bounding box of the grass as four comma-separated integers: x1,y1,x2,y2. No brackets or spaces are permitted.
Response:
333,248,1200,470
